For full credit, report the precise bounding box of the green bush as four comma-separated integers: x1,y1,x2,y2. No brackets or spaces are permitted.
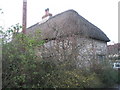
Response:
1,24,118,88
90,61,118,87
118,70,120,84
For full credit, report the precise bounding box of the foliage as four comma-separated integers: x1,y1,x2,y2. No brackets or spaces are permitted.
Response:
2,24,118,88
118,70,120,84
0,23,22,44
2,24,45,88
90,61,118,87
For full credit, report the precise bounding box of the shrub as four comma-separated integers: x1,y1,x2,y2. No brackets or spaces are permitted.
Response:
90,61,118,87
2,24,118,88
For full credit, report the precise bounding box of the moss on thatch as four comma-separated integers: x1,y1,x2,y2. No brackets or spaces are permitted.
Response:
27,9,110,42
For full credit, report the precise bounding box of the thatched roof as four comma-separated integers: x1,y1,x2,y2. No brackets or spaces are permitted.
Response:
27,9,110,42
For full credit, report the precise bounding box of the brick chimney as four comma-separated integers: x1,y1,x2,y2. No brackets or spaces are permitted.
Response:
45,8,49,16
42,8,52,19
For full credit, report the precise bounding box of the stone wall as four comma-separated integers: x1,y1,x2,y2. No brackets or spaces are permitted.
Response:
27,10,109,69
36,35,107,68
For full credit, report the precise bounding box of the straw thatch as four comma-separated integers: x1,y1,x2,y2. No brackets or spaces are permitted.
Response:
27,9,110,42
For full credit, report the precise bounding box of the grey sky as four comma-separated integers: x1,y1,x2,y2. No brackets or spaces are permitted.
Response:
0,0,119,44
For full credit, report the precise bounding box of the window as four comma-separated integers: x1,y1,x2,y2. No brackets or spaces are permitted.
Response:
97,55,105,61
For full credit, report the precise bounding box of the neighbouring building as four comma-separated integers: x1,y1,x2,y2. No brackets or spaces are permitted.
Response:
107,43,120,68
26,9,110,68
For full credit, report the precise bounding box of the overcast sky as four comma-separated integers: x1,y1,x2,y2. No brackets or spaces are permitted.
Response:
0,0,119,44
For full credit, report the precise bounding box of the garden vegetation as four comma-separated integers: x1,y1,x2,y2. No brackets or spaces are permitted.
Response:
1,24,119,88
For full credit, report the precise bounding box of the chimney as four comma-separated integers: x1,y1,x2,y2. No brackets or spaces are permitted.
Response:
45,8,49,16
42,8,52,19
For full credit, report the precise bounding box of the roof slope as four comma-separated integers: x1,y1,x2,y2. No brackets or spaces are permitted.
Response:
27,9,110,42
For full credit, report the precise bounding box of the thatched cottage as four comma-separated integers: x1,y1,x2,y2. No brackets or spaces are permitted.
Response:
26,9,110,68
